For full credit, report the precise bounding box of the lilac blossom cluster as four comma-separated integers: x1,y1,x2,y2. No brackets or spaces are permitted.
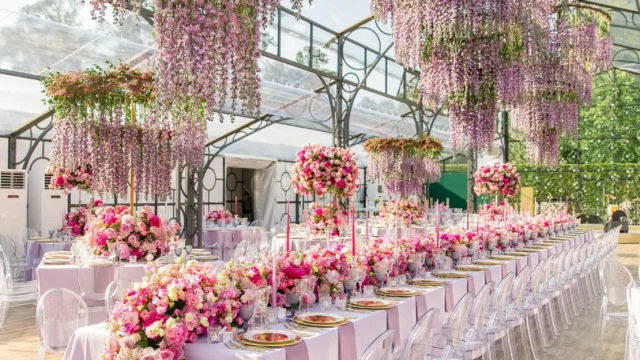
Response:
368,150,441,197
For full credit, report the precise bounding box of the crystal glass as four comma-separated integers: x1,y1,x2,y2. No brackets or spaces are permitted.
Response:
239,305,254,331
185,245,192,259
388,276,398,287
363,285,375,297
207,325,224,344
319,295,332,311
397,274,406,286
286,291,300,317
174,247,183,259
335,294,347,311
129,256,137,263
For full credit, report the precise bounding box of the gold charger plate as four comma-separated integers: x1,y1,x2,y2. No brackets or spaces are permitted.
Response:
473,260,505,266
239,334,302,348
455,265,488,272
517,249,540,253
434,272,469,279
408,279,446,287
375,290,419,298
293,316,349,328
490,255,519,261
506,252,529,257
348,303,394,310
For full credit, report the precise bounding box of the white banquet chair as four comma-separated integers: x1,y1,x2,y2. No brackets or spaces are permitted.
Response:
360,329,397,360
626,282,640,360
36,288,88,359
486,272,516,359
105,279,132,316
77,259,118,315
403,308,439,360
598,260,634,359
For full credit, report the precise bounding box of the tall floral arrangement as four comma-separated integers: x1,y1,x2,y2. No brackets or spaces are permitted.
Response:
379,199,424,226
205,209,234,224
306,201,345,237
46,163,93,194
473,163,521,198
364,137,442,197
87,205,180,260
43,64,179,200
292,144,360,198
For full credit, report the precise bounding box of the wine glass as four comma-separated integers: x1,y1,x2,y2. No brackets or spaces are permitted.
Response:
303,275,317,312
356,267,367,296
185,245,192,260
349,268,361,297
174,246,183,261
48,229,55,239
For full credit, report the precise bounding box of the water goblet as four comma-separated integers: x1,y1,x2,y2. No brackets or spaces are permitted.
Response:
349,268,361,294
357,268,367,295
286,291,301,318
185,245,192,259
239,305,255,331
48,229,55,239
174,246,183,260
343,279,355,298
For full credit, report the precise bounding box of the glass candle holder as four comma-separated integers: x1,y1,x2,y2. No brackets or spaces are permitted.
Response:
129,256,137,263
319,295,332,311
363,285,375,297
207,325,223,344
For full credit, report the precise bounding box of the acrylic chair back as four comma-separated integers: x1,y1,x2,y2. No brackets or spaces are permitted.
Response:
360,329,397,360
446,292,474,353
600,261,634,307
492,272,515,319
529,259,547,299
77,259,118,302
470,281,495,331
403,308,439,360
36,288,88,354
511,266,531,310
626,281,640,358
250,220,264,228
0,234,17,261
105,279,132,316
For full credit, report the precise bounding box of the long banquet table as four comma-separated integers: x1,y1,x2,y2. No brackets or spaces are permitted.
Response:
62,230,594,360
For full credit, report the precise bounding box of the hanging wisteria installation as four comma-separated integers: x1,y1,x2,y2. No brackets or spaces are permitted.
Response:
364,137,442,197
509,2,612,166
43,65,175,200
372,0,544,152
87,0,312,166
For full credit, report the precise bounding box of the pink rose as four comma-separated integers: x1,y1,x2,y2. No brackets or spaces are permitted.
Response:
149,215,161,228
160,350,175,360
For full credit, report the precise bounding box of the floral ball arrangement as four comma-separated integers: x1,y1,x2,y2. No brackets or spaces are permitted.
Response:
61,199,102,236
87,205,180,260
379,199,424,226
205,208,234,224
46,163,93,195
306,201,346,236
364,137,442,197
473,163,521,198
292,144,360,199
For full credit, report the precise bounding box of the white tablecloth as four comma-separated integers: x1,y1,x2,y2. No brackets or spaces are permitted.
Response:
24,240,74,281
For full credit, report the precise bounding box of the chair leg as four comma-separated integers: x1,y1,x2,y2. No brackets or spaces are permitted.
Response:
523,317,538,360
37,346,45,360
546,301,560,339
505,327,517,360
598,311,606,360
568,284,580,317
558,293,571,328
534,311,550,352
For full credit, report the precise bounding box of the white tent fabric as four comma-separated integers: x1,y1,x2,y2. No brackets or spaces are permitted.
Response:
252,162,278,230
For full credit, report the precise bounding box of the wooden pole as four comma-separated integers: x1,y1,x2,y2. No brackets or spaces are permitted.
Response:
129,100,135,214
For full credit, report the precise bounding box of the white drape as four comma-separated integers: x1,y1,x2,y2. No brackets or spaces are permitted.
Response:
253,162,277,230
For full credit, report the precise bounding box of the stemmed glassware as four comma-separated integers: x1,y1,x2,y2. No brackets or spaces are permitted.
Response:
349,267,362,297
303,275,317,312
240,289,257,331
185,245,192,260
255,286,270,329
174,246,183,261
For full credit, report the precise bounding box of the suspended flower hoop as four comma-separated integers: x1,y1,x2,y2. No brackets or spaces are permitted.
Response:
364,137,442,197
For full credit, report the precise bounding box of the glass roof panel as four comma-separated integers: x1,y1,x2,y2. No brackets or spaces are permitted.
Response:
586,0,639,11
0,74,47,135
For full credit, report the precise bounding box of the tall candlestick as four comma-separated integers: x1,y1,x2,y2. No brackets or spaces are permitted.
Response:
435,200,440,249
365,199,369,241
235,196,238,215
272,242,277,308
394,201,399,257
286,199,290,252
446,198,450,208
351,205,356,256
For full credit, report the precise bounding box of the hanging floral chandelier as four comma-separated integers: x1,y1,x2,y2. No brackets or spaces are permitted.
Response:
364,137,442,197
508,1,611,166
372,0,545,152
43,64,183,200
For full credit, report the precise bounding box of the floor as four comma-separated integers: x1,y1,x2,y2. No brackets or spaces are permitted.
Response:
0,244,636,360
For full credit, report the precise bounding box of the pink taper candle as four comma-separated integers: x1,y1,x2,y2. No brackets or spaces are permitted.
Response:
286,199,290,252
435,200,440,249
365,201,369,241
272,243,277,308
351,205,356,256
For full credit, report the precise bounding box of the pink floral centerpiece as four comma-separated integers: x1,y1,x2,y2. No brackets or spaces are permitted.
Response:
87,205,180,260
356,238,412,286
473,163,521,199
102,261,239,360
306,245,349,298
306,201,346,236
205,208,234,224
46,163,93,195
379,199,424,226
61,199,102,236
292,144,360,199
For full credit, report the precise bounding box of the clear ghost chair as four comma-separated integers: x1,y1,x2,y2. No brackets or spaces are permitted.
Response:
0,242,37,293
522,259,551,354
537,254,561,340
201,233,221,259
432,292,473,359
36,288,88,359
250,220,264,228
464,281,494,359
504,266,534,360
77,259,118,314
105,279,132,316
0,235,34,282
598,260,634,359
403,308,439,360
233,240,247,262
242,227,261,262
360,329,397,360
625,281,640,360
486,272,516,360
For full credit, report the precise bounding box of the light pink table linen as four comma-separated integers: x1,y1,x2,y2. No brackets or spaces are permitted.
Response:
24,241,73,281
466,270,486,295
528,252,539,270
515,256,528,274
444,278,468,312
484,265,503,284
501,260,517,278
201,230,244,261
